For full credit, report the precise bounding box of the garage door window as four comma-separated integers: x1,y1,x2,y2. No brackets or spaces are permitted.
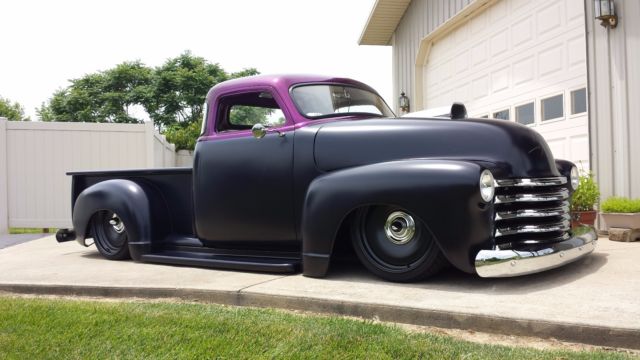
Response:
571,88,587,114
516,103,534,125
493,109,509,120
542,94,564,121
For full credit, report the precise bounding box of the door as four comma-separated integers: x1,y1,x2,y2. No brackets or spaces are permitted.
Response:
193,89,296,249
421,0,589,168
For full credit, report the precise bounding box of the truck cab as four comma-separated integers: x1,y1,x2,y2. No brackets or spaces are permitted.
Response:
57,74,597,282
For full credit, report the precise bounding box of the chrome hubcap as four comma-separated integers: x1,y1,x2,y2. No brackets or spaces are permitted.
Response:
384,211,416,245
108,214,125,234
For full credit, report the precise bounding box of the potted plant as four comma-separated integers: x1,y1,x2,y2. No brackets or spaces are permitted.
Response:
570,172,600,228
600,197,640,229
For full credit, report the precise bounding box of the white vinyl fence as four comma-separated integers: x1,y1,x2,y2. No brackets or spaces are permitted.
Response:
0,118,193,233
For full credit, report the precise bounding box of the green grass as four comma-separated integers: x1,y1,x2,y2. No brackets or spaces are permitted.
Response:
601,197,640,213
0,297,635,359
8,228,52,234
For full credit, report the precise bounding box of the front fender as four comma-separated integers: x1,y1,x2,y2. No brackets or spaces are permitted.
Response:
302,159,494,277
72,179,153,260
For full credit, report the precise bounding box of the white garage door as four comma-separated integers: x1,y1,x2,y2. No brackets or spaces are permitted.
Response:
423,0,589,169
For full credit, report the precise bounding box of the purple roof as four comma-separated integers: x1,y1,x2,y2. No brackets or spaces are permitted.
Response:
206,74,378,103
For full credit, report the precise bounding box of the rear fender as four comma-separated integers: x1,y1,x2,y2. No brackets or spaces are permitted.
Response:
302,159,494,277
72,179,162,260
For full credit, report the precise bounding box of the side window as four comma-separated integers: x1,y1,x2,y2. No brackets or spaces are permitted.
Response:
230,106,286,127
571,88,587,114
493,109,510,120
217,91,286,132
516,102,535,125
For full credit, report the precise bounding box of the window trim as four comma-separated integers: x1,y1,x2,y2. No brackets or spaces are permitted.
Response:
213,87,292,134
540,93,565,123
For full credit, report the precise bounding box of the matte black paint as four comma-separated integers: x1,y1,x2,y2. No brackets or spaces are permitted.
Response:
193,134,297,249
65,91,574,278
302,159,493,277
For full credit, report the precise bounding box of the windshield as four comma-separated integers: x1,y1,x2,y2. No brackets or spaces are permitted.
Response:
291,85,394,119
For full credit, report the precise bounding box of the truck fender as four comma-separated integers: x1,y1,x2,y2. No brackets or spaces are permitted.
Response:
72,179,155,261
301,159,494,277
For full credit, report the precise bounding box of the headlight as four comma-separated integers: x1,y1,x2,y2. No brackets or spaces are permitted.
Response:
479,170,495,202
570,166,579,190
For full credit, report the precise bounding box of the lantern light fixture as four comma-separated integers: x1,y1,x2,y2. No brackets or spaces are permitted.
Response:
594,0,618,28
399,92,410,113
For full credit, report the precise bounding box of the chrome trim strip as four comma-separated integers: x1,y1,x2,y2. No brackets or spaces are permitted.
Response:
495,202,570,220
475,226,597,277
495,177,567,187
494,189,569,204
495,217,570,237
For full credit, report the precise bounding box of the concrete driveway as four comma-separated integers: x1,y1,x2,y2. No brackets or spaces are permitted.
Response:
0,233,47,249
0,236,638,349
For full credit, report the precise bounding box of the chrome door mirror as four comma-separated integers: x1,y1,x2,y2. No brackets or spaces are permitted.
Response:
252,123,267,139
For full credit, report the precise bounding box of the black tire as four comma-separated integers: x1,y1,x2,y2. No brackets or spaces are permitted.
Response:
350,206,447,282
90,210,131,260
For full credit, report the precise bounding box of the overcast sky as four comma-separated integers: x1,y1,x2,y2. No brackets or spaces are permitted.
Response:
0,0,392,120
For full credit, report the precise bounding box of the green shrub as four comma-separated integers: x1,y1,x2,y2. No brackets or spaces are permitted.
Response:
601,197,640,213
571,172,600,212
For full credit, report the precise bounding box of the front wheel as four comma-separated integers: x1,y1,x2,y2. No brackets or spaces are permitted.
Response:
350,206,447,282
91,210,131,260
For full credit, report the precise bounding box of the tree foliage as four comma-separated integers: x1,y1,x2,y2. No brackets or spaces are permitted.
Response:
39,61,152,123
38,51,260,150
0,96,29,121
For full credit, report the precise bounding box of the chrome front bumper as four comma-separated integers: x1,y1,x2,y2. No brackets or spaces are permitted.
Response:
474,226,597,277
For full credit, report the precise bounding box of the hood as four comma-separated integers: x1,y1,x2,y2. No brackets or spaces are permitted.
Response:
313,118,560,179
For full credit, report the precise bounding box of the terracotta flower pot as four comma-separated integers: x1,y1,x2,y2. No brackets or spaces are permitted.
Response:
571,210,597,228
601,212,640,230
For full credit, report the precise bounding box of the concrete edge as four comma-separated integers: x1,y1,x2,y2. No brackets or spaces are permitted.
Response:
1,283,638,350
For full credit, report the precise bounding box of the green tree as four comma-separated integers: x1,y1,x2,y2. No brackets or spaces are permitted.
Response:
144,51,228,129
0,96,29,121
38,51,260,150
38,61,152,123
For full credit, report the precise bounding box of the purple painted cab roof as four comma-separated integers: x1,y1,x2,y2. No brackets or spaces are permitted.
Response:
205,74,379,103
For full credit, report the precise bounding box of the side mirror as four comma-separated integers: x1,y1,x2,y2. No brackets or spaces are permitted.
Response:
252,123,267,139
251,123,285,138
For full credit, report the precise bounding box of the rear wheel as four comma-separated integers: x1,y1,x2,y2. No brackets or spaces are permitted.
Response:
91,210,130,260
351,206,446,282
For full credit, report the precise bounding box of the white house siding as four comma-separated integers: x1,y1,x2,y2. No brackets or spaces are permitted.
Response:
421,0,589,168
392,0,472,110
586,0,640,199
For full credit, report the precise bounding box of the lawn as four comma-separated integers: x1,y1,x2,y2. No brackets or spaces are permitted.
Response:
0,296,635,359
8,228,52,234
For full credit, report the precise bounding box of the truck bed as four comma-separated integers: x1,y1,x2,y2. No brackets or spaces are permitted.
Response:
69,167,195,237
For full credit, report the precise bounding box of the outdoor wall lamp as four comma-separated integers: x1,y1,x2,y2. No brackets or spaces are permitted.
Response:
594,0,618,28
399,92,410,113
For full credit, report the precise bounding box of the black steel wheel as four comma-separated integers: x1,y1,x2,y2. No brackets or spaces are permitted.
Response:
351,206,447,282
91,210,131,260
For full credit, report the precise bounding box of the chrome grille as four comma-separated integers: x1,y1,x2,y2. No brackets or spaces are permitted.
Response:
493,176,571,249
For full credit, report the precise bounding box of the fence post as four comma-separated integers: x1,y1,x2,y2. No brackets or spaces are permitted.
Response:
145,121,155,168
0,118,9,234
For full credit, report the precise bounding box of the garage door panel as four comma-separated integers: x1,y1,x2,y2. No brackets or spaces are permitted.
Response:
423,0,588,166
537,2,563,36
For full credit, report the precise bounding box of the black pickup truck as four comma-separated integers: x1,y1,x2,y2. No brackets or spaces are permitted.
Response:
56,74,596,282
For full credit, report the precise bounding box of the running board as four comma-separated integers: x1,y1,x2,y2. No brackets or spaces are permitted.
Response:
140,250,300,273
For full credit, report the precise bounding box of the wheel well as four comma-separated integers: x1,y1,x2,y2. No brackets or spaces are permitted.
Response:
329,207,364,262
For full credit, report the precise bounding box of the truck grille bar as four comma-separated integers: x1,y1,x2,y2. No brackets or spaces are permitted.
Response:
493,176,571,249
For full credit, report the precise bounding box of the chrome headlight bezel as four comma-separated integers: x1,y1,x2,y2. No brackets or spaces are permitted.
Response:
479,170,495,203
570,166,579,190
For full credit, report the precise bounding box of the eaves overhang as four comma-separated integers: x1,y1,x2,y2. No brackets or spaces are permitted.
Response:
358,0,412,46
